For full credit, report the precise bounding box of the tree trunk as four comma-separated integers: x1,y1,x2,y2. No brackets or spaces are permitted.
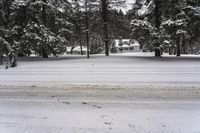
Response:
174,47,176,55
48,45,57,57
189,37,192,54
155,47,161,57
42,0,48,58
0,38,17,67
8,51,17,68
154,0,162,57
176,35,181,56
41,47,48,58
42,0,47,24
0,45,3,64
169,46,172,55
80,39,83,55
182,35,187,54
102,0,109,56
0,55,3,65
85,0,90,58
5,42,17,67
70,46,75,55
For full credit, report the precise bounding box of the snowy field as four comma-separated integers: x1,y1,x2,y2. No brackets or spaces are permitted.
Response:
1,52,200,133
1,52,200,86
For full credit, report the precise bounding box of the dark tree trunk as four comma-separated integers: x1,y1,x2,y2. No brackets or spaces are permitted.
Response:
80,39,83,55
0,58,2,65
41,47,48,58
155,47,161,57
174,47,176,55
176,35,181,56
78,27,83,55
70,46,76,55
189,37,193,54
102,0,109,56
154,0,162,29
48,45,57,57
9,51,17,68
0,45,3,64
169,46,172,55
182,35,187,54
42,0,47,24
85,0,90,58
0,38,17,67
42,0,48,58
5,42,17,67
154,0,162,57
0,55,3,65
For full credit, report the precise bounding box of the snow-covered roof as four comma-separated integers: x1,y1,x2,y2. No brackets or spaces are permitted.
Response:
113,39,140,47
130,42,140,47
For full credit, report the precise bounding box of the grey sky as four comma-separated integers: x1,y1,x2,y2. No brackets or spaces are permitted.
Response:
126,0,135,9
120,0,135,13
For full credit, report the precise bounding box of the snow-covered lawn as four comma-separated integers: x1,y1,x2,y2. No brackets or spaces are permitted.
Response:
0,52,200,86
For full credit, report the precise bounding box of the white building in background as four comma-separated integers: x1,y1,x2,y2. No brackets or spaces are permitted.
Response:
111,39,140,53
66,46,88,55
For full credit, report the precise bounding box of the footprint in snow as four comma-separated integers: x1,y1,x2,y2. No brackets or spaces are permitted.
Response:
104,122,112,125
82,102,88,105
102,115,113,126
82,102,102,109
62,101,70,105
128,123,136,129
92,104,102,109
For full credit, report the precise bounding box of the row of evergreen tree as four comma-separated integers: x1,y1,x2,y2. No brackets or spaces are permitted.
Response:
0,0,129,67
0,0,200,67
130,0,200,56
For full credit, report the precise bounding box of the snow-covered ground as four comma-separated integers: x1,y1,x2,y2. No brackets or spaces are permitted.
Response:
1,52,200,133
0,52,200,86
0,85,200,133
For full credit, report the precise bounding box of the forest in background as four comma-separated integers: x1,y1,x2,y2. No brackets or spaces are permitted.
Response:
130,0,200,56
0,0,200,67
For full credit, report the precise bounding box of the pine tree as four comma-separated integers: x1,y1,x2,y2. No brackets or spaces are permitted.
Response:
184,0,200,54
0,0,17,67
8,0,71,58
130,0,192,56
70,0,85,55
89,33,104,54
83,0,126,56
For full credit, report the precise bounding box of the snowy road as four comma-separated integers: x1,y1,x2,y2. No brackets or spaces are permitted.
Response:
1,53,200,86
0,85,200,133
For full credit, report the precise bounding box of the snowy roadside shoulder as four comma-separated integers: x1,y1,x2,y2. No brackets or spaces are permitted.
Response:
0,84,200,101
